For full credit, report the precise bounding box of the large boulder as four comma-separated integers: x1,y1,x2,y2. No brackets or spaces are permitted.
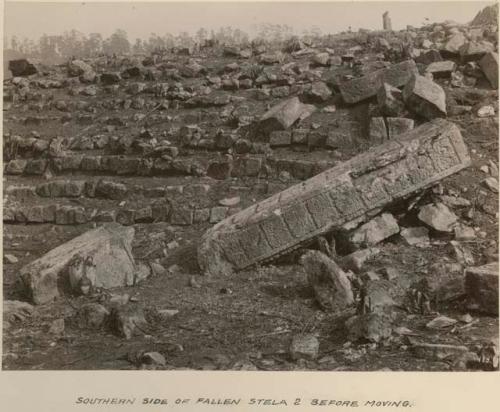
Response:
19,223,137,304
403,75,447,119
301,250,354,312
465,262,499,315
459,41,495,62
8,59,38,77
479,52,499,89
68,60,94,77
339,60,418,104
442,33,466,55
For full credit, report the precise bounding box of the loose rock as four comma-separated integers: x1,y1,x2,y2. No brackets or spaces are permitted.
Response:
418,203,458,232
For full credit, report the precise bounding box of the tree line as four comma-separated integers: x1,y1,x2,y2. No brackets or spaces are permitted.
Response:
4,24,325,61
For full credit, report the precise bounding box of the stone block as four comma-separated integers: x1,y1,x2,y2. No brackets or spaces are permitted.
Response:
19,224,136,304
403,75,447,119
339,60,418,104
465,262,499,315
479,52,499,89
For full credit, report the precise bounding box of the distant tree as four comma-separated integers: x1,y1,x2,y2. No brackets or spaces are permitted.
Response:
56,30,87,58
38,34,59,60
195,28,208,44
11,36,19,52
310,26,323,38
84,33,103,57
146,33,167,53
176,31,193,47
104,29,130,55
233,28,249,45
132,38,145,54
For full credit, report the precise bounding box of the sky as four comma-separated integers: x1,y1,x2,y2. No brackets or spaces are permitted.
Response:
3,1,494,41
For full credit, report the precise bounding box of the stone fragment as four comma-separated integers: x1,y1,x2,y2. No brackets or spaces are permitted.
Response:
377,83,405,117
345,313,392,343
269,131,292,147
465,262,499,315
426,315,458,329
292,129,309,145
219,197,240,207
308,81,332,102
170,206,194,226
348,213,399,248
259,52,283,65
454,223,475,240
369,117,387,143
110,305,148,339
210,207,228,224
477,105,495,118
194,208,210,223
483,177,499,193
5,159,27,175
135,207,153,223
425,61,456,78
386,117,414,139
36,181,85,198
49,318,65,335
380,267,399,280
442,33,466,55
418,203,458,232
416,49,443,65
94,180,127,200
141,352,166,367
100,72,121,85
450,240,474,265
339,60,418,104
313,52,330,66
4,254,19,264
18,205,56,223
68,59,95,79
258,97,314,135
459,41,495,62
19,224,137,304
479,52,498,89
290,334,320,360
75,303,110,329
198,120,470,276
56,205,88,225
24,159,48,175
207,160,233,180
301,250,354,312
411,342,468,361
361,279,398,313
440,195,470,208
403,75,447,119
342,248,381,273
3,300,34,331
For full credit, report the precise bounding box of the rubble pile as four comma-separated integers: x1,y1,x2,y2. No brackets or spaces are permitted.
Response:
2,4,498,371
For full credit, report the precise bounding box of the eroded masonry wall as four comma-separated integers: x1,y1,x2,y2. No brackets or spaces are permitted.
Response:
198,119,471,276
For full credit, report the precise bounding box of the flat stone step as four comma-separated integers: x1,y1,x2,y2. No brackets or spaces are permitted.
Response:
4,154,335,181
197,119,471,276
